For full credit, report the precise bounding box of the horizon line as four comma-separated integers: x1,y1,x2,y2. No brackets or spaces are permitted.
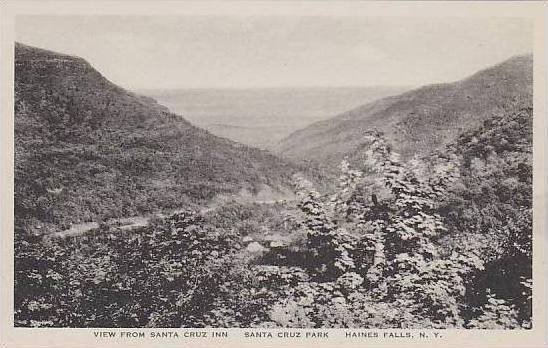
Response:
133,84,416,92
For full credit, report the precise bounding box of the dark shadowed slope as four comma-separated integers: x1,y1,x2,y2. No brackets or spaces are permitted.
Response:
14,43,301,234
277,55,532,168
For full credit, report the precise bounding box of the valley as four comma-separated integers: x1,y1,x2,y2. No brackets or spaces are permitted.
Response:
14,42,534,330
140,86,408,149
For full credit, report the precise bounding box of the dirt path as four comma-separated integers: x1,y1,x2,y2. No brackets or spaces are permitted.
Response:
52,194,295,239
53,216,150,239
54,221,100,238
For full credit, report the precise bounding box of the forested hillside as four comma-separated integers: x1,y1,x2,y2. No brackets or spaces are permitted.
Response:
277,55,532,169
14,43,533,329
436,107,533,323
15,106,533,328
15,43,302,234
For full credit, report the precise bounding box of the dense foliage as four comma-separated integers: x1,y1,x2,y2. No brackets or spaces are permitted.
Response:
15,107,532,328
15,211,243,327
14,43,532,329
15,43,301,235
436,107,533,326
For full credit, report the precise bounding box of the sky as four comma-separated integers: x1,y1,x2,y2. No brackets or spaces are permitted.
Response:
16,16,533,90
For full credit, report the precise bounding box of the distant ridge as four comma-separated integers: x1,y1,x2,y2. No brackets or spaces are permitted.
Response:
276,54,533,168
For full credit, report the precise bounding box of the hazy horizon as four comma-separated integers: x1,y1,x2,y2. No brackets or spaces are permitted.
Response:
139,84,409,149
133,84,416,92
16,16,532,90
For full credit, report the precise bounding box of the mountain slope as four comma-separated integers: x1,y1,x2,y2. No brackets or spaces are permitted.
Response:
14,43,300,234
434,106,533,320
277,55,533,168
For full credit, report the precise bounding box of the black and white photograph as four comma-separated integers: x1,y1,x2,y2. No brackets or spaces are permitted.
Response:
2,1,545,345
